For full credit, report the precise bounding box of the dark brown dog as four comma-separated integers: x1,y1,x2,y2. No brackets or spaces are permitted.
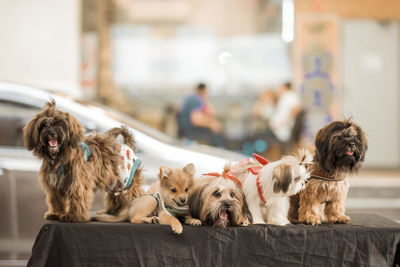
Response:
23,100,141,222
288,119,368,225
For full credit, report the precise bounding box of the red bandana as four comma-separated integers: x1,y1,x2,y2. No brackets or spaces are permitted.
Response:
203,171,243,188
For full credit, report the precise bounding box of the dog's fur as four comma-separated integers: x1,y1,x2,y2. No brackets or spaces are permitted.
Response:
288,119,368,225
97,128,144,216
23,100,141,222
242,149,312,225
189,176,253,227
93,163,200,234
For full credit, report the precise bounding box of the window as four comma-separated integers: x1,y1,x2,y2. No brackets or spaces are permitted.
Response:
0,100,40,147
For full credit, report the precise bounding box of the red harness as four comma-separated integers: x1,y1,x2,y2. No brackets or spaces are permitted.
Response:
251,153,268,203
256,175,266,203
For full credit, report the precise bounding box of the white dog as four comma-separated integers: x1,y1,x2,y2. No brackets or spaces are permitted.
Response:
241,149,312,225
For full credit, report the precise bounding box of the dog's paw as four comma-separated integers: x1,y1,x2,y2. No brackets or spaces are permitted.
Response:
44,212,59,221
171,222,183,234
267,218,290,226
141,216,159,224
185,217,201,226
328,215,350,224
239,219,250,227
61,213,88,223
189,218,202,227
151,216,160,224
300,215,321,226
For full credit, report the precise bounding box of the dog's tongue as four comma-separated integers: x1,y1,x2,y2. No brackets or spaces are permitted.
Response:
219,210,228,220
346,150,354,156
48,138,58,147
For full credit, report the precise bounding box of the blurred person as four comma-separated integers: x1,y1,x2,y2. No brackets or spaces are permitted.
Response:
250,82,303,157
177,83,224,147
252,89,276,121
269,82,303,143
251,89,276,135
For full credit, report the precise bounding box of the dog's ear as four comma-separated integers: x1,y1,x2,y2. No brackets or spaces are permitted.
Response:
183,163,195,177
188,185,204,220
273,164,292,193
23,114,45,153
355,123,368,162
238,188,253,224
314,127,328,163
65,113,84,146
159,167,172,183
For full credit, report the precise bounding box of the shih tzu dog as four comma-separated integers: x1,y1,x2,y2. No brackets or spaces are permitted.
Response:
288,119,368,225
189,176,253,227
23,100,142,222
242,149,312,226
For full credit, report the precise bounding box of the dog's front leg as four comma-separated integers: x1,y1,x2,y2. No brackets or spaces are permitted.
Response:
247,200,266,224
298,191,322,225
62,188,93,223
158,210,183,234
288,194,299,223
44,190,66,220
266,198,290,226
324,198,350,224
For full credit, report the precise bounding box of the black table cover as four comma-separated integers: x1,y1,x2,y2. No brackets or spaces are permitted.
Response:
28,213,400,267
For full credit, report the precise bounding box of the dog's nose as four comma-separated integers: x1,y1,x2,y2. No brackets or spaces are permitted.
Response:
349,142,355,147
223,202,232,209
179,197,186,204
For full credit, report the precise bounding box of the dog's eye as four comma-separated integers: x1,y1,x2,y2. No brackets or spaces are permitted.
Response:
337,136,343,140
185,187,189,192
171,188,177,193
213,191,221,198
230,191,235,198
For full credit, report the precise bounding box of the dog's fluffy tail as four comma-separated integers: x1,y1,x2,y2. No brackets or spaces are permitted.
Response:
106,126,136,151
295,148,313,166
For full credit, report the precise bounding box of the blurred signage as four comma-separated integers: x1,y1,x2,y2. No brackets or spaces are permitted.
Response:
293,14,340,141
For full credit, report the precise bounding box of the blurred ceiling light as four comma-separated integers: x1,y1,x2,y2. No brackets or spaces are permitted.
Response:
281,0,294,43
218,51,233,66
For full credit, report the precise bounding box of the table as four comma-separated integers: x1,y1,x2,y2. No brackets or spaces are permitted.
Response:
28,213,400,267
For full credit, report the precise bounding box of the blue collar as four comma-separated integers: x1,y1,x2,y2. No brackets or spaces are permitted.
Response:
79,142,92,161
123,158,141,189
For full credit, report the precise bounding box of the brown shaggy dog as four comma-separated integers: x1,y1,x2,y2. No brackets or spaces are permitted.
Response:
23,100,141,222
288,119,368,225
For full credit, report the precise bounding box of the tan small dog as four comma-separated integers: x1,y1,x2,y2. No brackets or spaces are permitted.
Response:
93,163,201,234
